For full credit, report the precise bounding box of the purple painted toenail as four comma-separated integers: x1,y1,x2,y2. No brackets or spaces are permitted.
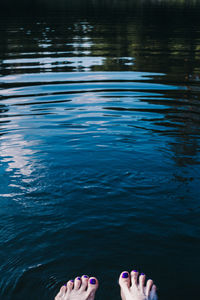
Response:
122,272,129,278
84,275,88,278
77,277,81,280
70,280,74,282
133,270,138,272
90,279,96,284
64,284,67,286
141,273,145,275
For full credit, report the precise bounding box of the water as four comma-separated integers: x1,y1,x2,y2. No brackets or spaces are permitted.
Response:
0,1,200,299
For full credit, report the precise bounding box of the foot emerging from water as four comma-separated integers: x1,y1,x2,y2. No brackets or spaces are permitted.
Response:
119,270,157,300
55,275,98,300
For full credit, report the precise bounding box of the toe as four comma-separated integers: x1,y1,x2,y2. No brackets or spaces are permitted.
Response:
80,275,89,291
87,277,99,294
150,284,157,299
74,277,82,290
130,270,139,287
66,280,74,291
55,285,67,299
139,273,146,291
119,271,130,291
146,279,153,296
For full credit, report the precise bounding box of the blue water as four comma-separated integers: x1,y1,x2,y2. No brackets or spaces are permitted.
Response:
0,1,200,300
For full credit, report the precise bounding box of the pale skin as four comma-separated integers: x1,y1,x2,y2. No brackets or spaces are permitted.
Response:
119,270,157,300
55,275,98,300
55,270,157,300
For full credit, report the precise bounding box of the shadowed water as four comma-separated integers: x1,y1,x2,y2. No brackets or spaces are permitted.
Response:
0,1,200,300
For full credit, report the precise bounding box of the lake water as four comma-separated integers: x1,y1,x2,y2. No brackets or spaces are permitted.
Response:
0,1,200,299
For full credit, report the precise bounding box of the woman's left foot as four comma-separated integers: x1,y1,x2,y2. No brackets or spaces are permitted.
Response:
55,275,98,300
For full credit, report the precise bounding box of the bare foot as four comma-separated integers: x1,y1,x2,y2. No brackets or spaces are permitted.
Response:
119,270,158,300
55,275,98,300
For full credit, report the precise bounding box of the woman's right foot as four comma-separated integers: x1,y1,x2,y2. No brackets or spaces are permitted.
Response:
55,275,98,300
119,270,158,300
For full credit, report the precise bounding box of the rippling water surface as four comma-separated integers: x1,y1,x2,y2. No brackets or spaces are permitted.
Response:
0,1,200,299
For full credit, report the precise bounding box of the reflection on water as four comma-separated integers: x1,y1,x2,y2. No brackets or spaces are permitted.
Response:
0,1,200,300
1,132,39,177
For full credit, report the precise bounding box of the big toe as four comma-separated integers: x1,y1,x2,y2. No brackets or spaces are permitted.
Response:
86,277,98,297
119,271,130,291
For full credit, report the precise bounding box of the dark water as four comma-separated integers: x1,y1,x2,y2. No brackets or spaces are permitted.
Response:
0,1,200,299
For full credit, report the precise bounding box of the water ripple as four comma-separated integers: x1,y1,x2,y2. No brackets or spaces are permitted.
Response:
1,4,200,300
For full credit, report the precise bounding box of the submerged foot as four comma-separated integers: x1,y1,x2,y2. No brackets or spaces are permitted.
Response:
119,270,157,300
55,275,98,300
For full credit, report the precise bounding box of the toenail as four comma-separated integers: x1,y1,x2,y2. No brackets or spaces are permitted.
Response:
122,272,129,278
84,275,88,278
133,270,138,272
90,279,96,284
140,273,145,275
64,284,67,286
70,280,74,282
77,277,81,280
